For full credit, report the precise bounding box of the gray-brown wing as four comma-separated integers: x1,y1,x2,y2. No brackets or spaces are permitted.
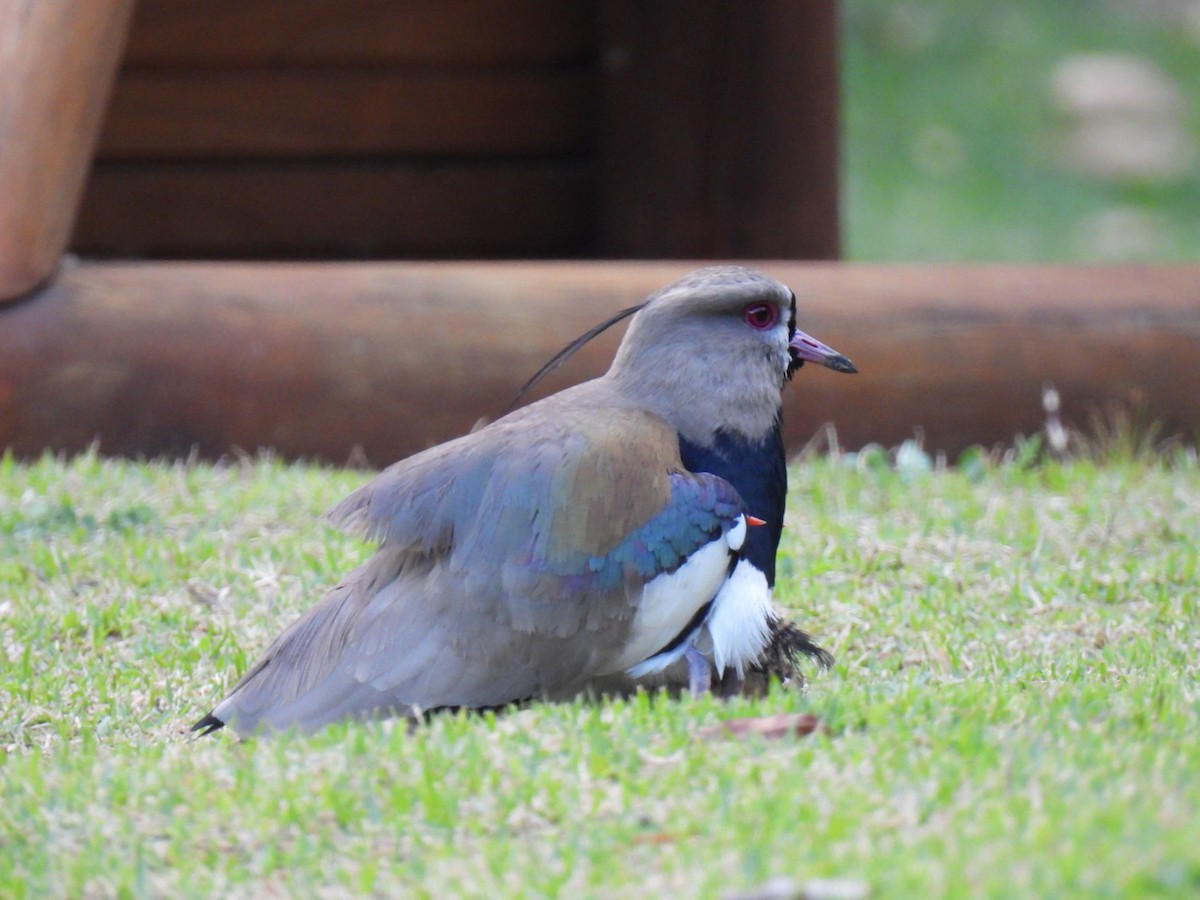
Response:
209,401,740,734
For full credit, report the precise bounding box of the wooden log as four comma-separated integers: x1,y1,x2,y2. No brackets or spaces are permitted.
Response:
597,1,839,258
1,262,1198,465
0,0,135,301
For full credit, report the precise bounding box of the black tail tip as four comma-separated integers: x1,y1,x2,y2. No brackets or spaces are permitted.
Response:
755,619,835,686
191,713,225,736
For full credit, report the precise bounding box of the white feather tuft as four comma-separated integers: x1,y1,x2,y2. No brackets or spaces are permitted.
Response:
725,514,748,552
706,560,774,677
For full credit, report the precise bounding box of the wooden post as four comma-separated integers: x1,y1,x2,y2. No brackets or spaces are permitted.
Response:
0,0,135,301
598,1,840,258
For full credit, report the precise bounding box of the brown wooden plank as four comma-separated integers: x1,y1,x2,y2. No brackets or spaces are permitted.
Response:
0,0,134,301
2,264,1198,463
124,0,593,68
73,162,594,257
597,1,839,258
98,70,594,159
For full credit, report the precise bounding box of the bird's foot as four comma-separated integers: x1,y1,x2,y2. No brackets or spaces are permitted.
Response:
717,668,744,699
685,645,712,696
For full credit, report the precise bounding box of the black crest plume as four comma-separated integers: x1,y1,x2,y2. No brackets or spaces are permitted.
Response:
507,302,647,410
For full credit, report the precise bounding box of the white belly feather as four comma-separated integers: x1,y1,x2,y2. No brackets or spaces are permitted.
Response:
624,556,774,680
617,514,776,681
612,515,747,674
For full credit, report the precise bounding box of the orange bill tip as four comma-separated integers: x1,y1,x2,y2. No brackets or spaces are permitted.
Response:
746,515,767,527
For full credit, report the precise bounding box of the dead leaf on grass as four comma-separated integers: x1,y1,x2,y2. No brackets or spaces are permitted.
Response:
699,713,829,741
630,831,679,846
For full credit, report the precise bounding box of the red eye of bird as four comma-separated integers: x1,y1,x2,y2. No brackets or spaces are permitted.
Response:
742,303,778,330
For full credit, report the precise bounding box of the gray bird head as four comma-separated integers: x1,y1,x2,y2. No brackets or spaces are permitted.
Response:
607,266,855,444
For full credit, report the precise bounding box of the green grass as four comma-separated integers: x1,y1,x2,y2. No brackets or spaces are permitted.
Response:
1,449,1198,897
844,0,1200,261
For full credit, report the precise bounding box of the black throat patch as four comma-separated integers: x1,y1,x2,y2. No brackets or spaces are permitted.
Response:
678,425,786,586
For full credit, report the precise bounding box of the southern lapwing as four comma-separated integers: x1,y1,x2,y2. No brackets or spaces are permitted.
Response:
193,266,855,736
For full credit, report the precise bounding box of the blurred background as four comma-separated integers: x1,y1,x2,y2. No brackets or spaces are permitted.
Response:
4,0,1199,462
844,0,1200,261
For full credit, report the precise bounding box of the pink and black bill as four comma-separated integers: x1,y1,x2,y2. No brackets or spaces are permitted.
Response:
785,290,857,378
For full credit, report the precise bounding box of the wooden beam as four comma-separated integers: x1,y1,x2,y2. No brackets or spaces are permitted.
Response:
0,0,134,302
98,70,594,160
123,0,593,68
597,1,840,258
2,263,1197,464
75,161,593,258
